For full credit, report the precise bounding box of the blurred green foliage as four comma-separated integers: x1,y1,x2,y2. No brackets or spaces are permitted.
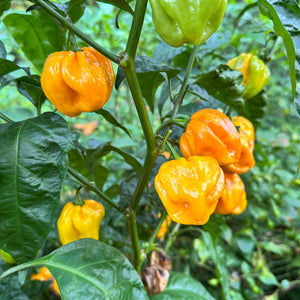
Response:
0,0,299,299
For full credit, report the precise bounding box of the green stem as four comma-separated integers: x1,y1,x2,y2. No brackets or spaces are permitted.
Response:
171,44,200,119
121,0,157,271
125,0,148,59
164,223,181,253
68,167,120,211
126,211,142,272
33,0,119,64
0,112,13,123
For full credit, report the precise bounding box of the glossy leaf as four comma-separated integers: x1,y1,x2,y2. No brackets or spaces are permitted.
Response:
68,0,86,23
194,65,245,115
0,239,149,300
116,57,180,112
0,58,29,78
0,113,70,263
151,272,215,300
258,0,299,98
3,11,66,72
96,108,131,138
96,0,134,15
16,75,46,109
135,56,181,112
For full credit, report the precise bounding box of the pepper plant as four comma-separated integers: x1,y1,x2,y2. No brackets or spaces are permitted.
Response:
0,0,299,299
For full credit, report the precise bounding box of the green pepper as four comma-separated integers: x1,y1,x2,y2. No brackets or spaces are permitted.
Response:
149,0,228,47
227,53,270,100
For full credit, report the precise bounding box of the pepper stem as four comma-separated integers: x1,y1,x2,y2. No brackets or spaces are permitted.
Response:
74,187,84,206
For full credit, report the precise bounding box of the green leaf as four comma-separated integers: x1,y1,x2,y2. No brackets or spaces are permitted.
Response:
96,108,131,138
67,0,86,23
16,75,46,109
257,0,298,98
201,230,232,300
116,57,181,112
194,65,245,115
135,56,181,112
0,0,10,17
151,272,215,300
0,112,70,263
96,0,134,15
0,58,30,78
3,11,66,72
1,239,149,300
0,274,29,300
259,268,278,286
236,235,255,254
244,92,267,126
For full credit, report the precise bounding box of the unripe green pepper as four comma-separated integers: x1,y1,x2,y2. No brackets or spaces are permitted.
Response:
149,0,227,47
227,53,270,100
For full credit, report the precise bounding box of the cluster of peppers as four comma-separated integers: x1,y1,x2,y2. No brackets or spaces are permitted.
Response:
155,109,256,225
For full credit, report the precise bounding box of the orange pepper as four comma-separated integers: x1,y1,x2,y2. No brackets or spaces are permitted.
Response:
155,156,225,225
41,47,114,117
57,199,105,245
222,116,255,174
156,213,172,239
215,173,247,214
179,109,242,166
30,267,60,296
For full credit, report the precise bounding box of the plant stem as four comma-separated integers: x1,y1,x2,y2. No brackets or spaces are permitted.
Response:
33,0,119,64
164,223,181,253
68,167,120,211
125,0,148,59
171,44,200,119
121,0,159,271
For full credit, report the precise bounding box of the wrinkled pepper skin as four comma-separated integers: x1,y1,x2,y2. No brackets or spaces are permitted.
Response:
179,109,242,166
149,0,227,47
227,53,270,100
222,116,255,174
215,173,247,214
154,156,225,225
57,199,105,245
41,47,114,117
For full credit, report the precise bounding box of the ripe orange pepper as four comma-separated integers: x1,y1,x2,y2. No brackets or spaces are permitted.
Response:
215,173,247,214
154,156,225,225
179,109,242,166
57,199,105,245
222,116,255,174
41,47,114,117
30,267,60,295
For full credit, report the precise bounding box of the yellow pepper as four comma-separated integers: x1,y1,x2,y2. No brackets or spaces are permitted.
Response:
57,199,105,245
215,173,247,214
155,156,225,225
227,53,270,100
